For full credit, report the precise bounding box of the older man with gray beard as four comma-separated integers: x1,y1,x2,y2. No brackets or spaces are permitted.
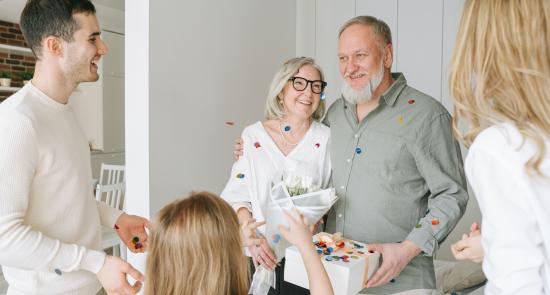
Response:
323,16,468,294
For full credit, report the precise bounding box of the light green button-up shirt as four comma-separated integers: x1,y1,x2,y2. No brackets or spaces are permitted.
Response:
324,73,468,294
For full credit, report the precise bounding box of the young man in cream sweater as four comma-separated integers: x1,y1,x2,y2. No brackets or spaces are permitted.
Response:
0,1,149,294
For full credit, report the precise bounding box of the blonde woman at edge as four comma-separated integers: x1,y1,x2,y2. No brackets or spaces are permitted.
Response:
449,0,550,294
145,192,333,295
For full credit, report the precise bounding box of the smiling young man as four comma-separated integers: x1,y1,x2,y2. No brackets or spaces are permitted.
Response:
323,16,469,294
0,1,147,294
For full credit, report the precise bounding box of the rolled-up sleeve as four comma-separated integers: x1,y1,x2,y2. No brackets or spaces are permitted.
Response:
406,113,469,256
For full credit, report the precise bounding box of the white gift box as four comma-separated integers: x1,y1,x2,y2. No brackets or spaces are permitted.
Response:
284,232,380,295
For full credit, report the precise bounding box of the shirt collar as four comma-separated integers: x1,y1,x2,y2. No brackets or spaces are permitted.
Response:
380,73,407,107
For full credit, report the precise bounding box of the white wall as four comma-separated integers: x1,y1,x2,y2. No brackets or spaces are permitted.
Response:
126,0,296,274
297,0,479,261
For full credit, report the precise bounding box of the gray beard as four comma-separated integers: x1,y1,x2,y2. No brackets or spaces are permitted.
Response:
341,64,385,105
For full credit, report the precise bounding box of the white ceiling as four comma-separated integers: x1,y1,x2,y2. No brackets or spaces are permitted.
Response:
0,0,124,24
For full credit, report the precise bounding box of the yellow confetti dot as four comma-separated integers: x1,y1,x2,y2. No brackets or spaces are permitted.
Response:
398,116,404,125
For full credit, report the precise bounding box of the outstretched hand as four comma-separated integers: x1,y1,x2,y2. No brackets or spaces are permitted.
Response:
278,208,313,251
97,255,144,295
451,222,483,263
241,218,266,247
366,240,421,288
115,213,150,253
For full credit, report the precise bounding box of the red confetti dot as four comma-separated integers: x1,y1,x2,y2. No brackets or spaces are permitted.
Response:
254,142,261,148
408,99,416,104
225,121,235,126
315,143,320,148
114,224,119,230
431,218,440,225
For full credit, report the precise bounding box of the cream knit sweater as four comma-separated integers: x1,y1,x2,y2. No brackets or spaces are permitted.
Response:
0,83,122,295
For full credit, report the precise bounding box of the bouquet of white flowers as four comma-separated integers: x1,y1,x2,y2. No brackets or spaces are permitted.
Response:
249,174,338,295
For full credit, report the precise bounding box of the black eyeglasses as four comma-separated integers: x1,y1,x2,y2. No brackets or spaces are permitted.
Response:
288,77,327,94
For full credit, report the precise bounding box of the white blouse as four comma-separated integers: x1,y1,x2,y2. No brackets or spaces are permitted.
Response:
465,122,550,295
221,121,332,236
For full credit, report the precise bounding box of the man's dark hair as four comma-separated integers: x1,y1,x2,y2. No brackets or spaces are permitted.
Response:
20,0,96,58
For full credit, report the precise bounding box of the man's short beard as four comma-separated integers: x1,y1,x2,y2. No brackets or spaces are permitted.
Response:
341,61,385,105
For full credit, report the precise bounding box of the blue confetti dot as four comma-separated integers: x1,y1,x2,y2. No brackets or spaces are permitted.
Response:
236,173,245,179
324,256,333,261
284,125,291,132
355,147,362,154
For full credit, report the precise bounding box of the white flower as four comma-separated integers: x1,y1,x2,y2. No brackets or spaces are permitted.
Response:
283,173,320,197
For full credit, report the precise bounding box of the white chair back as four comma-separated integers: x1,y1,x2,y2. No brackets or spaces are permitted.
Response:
95,164,125,210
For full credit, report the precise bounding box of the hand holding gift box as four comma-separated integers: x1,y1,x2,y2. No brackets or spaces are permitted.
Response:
284,232,381,295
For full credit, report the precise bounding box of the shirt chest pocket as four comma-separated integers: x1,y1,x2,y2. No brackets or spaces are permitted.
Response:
362,132,404,174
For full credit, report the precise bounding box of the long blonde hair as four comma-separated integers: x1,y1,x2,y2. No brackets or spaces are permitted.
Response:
145,192,249,295
449,0,550,173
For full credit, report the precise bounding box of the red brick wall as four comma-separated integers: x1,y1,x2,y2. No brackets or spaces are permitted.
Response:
0,20,36,102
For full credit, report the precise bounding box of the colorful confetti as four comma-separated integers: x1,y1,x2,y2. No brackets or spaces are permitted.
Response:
325,256,333,261
272,234,281,243
225,121,235,126
114,224,119,230
315,143,320,148
254,142,261,148
408,99,415,104
416,223,422,228
355,147,362,154
131,236,143,250
398,116,404,125
236,173,245,179
431,218,440,225
284,125,291,132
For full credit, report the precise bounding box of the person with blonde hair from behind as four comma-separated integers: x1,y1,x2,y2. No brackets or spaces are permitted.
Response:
449,0,550,293
145,191,333,295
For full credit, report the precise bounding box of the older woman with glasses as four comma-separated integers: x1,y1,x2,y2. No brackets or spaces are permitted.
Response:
221,57,331,295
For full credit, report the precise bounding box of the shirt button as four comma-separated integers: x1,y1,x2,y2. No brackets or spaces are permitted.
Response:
340,186,345,190
338,214,343,218
346,158,351,162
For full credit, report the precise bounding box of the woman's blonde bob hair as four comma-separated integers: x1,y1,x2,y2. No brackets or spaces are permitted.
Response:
449,0,550,174
145,191,249,295
265,57,326,121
